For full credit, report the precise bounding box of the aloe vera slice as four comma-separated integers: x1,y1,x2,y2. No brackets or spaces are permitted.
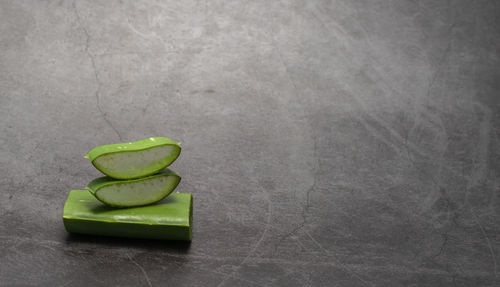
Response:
63,190,192,241
85,137,181,179
86,168,181,208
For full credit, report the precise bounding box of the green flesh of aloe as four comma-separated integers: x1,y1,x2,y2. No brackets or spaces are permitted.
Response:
85,137,181,179
86,168,181,208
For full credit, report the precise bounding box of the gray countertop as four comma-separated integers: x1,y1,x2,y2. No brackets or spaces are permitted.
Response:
1,1,499,286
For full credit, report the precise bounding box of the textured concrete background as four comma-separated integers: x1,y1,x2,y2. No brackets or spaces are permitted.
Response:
1,0,500,286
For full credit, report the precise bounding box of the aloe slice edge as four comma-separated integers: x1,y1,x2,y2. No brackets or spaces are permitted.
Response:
86,137,181,179
86,168,181,208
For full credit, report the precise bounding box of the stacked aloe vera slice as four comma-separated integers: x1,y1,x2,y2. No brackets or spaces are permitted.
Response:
85,137,182,207
63,137,191,241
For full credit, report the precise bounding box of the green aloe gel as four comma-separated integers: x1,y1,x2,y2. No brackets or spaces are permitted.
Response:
85,137,181,179
86,168,181,208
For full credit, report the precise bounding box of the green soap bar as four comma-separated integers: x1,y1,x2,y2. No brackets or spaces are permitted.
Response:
63,190,192,241
86,168,181,208
85,137,181,179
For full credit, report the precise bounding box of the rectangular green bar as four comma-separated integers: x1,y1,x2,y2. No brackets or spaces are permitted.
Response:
63,190,192,241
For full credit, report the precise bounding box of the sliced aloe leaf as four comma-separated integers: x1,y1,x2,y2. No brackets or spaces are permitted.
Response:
85,137,181,179
63,189,193,241
86,168,181,208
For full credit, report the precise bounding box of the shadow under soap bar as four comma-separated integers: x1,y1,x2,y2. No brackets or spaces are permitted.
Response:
63,190,192,241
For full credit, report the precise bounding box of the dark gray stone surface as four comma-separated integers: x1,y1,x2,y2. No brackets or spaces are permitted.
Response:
1,0,499,286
